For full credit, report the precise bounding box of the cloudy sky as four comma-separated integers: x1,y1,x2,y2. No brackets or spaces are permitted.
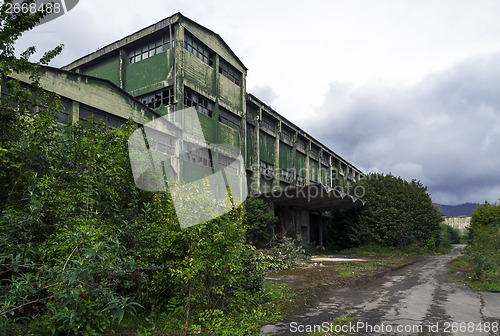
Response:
15,0,500,205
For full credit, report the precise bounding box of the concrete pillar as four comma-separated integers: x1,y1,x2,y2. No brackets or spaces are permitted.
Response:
305,140,311,185
318,149,323,186
119,50,126,89
251,107,261,194
71,101,79,123
273,121,280,191
328,155,333,188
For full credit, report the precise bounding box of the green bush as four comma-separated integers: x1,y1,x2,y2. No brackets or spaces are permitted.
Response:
243,197,277,248
0,5,276,334
0,101,268,334
467,201,500,242
438,223,462,252
338,174,442,251
463,202,500,289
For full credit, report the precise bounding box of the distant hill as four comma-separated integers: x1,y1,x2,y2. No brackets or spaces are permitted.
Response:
438,203,478,217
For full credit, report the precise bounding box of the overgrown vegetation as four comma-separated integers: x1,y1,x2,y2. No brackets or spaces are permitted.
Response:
0,101,287,334
243,198,277,249
325,174,444,253
1,4,474,334
0,3,288,333
254,236,311,271
462,201,500,292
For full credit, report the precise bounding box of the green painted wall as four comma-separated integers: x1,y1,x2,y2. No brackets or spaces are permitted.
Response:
279,143,293,170
178,112,216,144
183,52,216,94
310,159,319,183
296,152,306,177
126,52,173,96
218,124,240,149
259,131,275,164
82,56,120,87
246,125,255,167
321,164,328,185
219,76,242,111
199,114,216,144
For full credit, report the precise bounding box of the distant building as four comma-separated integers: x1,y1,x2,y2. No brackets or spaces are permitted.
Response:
444,216,471,233
9,13,365,244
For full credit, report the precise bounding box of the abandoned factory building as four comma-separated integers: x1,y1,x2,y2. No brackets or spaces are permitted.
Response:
14,13,365,244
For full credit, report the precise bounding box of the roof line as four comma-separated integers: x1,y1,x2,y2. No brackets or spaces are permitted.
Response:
246,92,363,175
62,12,180,70
37,65,161,118
62,12,247,71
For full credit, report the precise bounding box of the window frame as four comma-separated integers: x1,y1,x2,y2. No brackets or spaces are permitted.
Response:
184,88,214,118
137,87,174,110
78,105,126,129
218,106,241,132
219,58,241,86
182,141,213,168
184,33,214,67
128,35,175,65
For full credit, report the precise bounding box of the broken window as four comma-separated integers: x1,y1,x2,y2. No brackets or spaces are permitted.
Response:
58,99,72,124
260,161,274,177
296,137,306,151
280,127,292,143
128,35,174,65
278,168,293,183
79,105,126,129
310,145,319,158
182,141,213,168
137,87,174,109
261,113,276,132
321,154,329,166
184,32,214,67
218,107,241,132
246,103,258,125
219,58,241,86
184,87,214,118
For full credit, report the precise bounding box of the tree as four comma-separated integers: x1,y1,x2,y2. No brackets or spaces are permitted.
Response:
0,0,63,79
464,202,500,286
468,201,500,241
243,197,277,248
344,173,442,250
0,4,269,334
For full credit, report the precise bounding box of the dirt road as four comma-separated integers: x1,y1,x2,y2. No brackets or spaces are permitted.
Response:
260,245,500,335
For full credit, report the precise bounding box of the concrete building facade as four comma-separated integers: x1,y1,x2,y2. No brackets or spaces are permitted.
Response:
9,66,160,127
13,13,365,243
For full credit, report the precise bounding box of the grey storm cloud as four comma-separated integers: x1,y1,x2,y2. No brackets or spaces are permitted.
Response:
305,52,500,204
